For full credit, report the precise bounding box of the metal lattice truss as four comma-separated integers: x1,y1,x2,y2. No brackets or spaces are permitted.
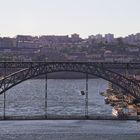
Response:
0,62,140,99
0,62,140,69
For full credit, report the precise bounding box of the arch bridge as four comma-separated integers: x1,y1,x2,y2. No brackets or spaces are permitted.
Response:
0,62,140,100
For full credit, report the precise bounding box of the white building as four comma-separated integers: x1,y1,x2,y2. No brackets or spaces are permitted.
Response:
135,33,140,41
71,33,81,42
88,35,95,40
95,34,103,43
95,34,102,40
105,33,114,43
128,34,135,43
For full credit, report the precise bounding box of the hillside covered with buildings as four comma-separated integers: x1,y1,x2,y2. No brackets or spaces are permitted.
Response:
0,33,140,62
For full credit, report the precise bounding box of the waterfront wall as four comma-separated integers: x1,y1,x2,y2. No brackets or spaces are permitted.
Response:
0,115,138,121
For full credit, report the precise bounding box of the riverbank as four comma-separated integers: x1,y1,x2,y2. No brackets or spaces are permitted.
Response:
0,120,139,140
0,115,139,121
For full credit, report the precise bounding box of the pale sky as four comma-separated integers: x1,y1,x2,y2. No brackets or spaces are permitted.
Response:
0,0,140,38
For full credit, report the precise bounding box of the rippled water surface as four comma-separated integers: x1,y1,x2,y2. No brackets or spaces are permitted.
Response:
0,79,112,117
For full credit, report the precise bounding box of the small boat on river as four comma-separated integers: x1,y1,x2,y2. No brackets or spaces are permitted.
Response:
80,91,85,95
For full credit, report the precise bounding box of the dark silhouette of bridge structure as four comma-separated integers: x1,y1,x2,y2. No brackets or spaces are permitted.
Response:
0,61,140,119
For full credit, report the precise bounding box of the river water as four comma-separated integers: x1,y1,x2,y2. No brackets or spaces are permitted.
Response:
0,79,112,117
1,79,140,140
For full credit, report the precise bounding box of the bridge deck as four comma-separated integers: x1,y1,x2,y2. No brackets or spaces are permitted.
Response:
0,61,140,69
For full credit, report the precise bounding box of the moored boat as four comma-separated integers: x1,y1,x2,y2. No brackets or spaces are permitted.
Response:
112,106,125,118
80,90,85,95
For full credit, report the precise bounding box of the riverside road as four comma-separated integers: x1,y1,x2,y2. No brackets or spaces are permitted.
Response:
0,120,140,140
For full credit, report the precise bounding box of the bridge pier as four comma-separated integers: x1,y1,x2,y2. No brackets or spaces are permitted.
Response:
45,73,48,119
125,63,129,76
137,111,140,121
85,73,88,119
3,63,6,120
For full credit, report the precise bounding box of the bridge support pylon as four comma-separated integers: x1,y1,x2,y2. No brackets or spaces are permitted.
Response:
45,73,48,119
85,73,88,119
3,63,6,120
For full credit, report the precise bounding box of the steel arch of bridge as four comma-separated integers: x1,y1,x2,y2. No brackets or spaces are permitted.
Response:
0,62,140,99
